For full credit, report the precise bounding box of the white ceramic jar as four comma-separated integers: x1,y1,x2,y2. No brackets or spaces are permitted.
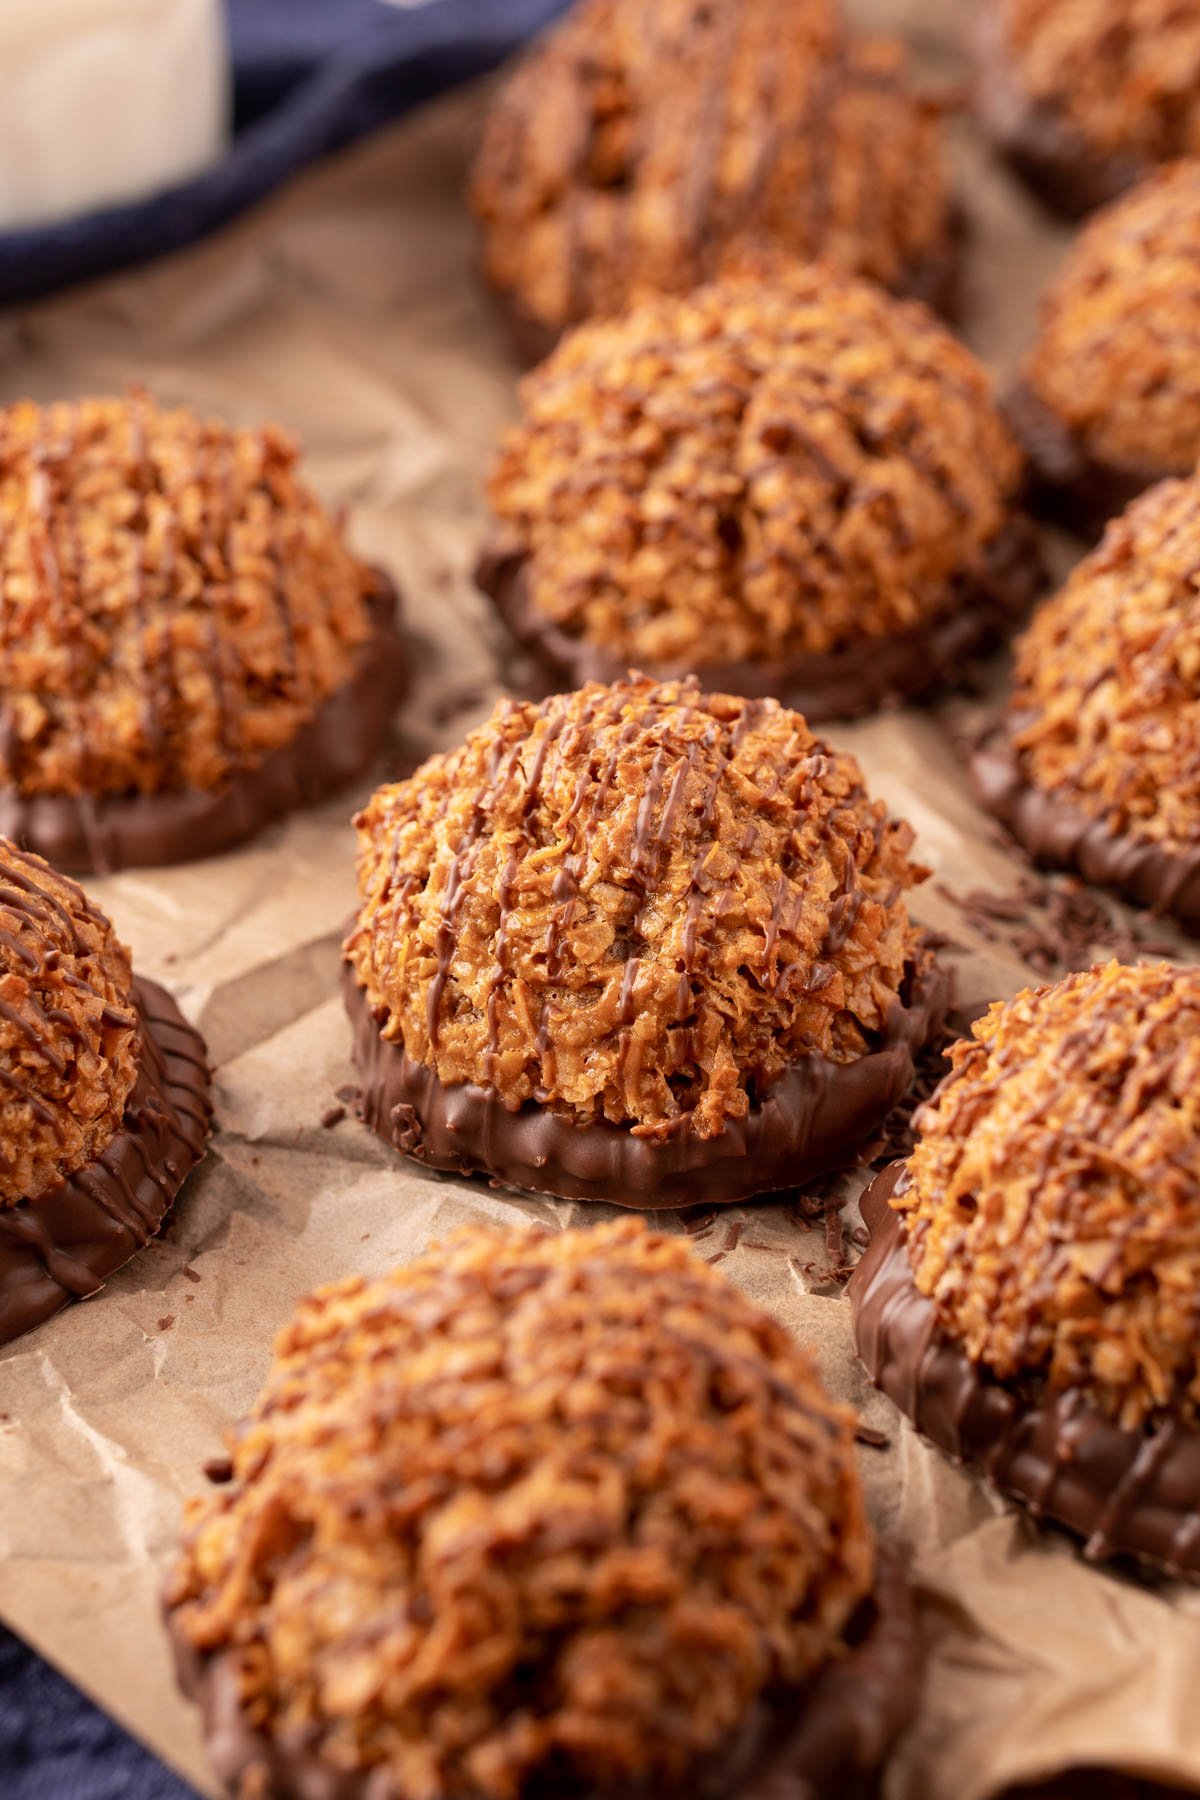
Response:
0,0,229,230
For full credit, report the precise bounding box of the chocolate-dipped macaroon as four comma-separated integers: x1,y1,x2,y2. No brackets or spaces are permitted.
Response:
1009,162,1200,535
851,960,1200,1579
0,836,210,1347
478,265,1043,721
0,394,407,872
470,0,959,360
343,672,947,1208
973,474,1200,932
166,1217,917,1800
975,0,1200,218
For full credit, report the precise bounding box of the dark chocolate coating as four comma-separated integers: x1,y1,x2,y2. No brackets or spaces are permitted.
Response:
1005,381,1167,540
971,729,1200,933
849,1162,1200,1580
477,517,1044,726
0,977,212,1349
167,1552,917,1800
972,1,1145,219
0,577,408,874
342,952,949,1209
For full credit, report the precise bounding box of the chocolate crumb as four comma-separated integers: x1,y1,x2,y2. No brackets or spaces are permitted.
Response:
320,1104,346,1129
182,1266,202,1284
203,1456,234,1485
681,1208,720,1237
854,1423,891,1449
157,1315,175,1333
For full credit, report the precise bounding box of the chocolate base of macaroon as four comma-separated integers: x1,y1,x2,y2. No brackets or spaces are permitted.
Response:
0,977,211,1348
167,1551,916,1800
1005,382,1165,540
850,1161,1200,1580
492,211,969,369
972,2,1144,219
342,952,948,1209
0,577,408,875
971,729,1200,933
478,517,1044,725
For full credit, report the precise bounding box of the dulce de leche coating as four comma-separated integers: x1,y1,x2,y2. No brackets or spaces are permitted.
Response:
346,675,930,1141
1006,475,1200,853
998,0,1200,169
1023,162,1200,477
896,961,1200,1431
166,1218,873,1798
0,838,138,1205
486,267,1023,669
0,394,379,801
470,0,951,344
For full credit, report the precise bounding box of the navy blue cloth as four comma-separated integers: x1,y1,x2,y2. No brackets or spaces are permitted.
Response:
0,11,568,1792
0,1626,197,1798
0,0,569,308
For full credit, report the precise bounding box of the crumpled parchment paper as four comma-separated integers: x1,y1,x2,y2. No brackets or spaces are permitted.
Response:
2,8,1199,1797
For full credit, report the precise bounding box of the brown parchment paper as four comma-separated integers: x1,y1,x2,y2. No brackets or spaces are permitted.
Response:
2,6,1200,1797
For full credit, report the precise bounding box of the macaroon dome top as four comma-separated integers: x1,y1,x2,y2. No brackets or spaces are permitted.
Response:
485,265,1024,671
471,0,952,344
1022,162,1200,478
0,394,380,801
166,1218,874,1799
897,960,1200,1430
346,673,931,1141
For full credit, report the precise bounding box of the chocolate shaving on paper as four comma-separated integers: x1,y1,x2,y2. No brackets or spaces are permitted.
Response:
934,869,1180,976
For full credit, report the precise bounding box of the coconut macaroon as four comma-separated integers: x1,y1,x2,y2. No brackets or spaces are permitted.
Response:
851,961,1200,1578
166,1219,916,1800
479,265,1041,722
1010,162,1200,534
0,836,210,1346
973,474,1200,932
0,841,138,1206
0,393,406,871
975,0,1200,217
343,674,946,1207
470,0,958,359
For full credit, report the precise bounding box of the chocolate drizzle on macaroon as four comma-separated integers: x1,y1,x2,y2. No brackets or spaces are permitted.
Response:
471,0,959,356
1007,162,1200,535
974,0,1200,218
0,394,407,872
0,837,211,1346
479,265,1042,722
851,961,1200,1578
166,1219,918,1800
972,473,1200,932
344,673,947,1207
